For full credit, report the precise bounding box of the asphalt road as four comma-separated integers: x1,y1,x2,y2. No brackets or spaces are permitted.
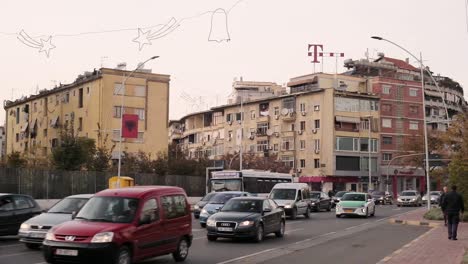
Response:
0,205,427,264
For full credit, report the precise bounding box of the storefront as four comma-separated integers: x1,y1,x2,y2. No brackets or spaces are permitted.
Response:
381,166,426,198
299,176,359,193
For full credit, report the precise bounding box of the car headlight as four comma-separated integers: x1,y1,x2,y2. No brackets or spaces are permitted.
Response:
194,205,200,210
311,202,316,205
361,208,366,213
397,198,402,202
20,223,30,230
239,220,254,227
411,198,416,201
284,204,292,209
91,232,114,243
336,204,342,209
201,209,208,215
45,231,56,241
207,219,216,227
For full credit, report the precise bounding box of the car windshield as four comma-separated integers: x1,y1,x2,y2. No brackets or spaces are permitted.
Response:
269,189,297,200
310,193,321,199
76,196,139,223
48,198,89,214
201,193,216,202
341,193,366,201
401,191,417,196
335,191,347,198
210,193,242,204
221,199,263,213
430,192,440,196
372,191,385,196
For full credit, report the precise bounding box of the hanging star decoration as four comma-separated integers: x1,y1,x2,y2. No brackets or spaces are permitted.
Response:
132,17,180,51
17,30,56,58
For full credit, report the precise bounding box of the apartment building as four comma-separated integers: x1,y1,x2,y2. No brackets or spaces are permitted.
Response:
170,74,380,193
0,126,5,160
4,67,170,161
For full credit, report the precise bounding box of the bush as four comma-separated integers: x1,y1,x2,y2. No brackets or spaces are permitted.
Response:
424,207,468,221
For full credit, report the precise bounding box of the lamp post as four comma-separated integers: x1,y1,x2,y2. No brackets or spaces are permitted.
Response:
371,36,434,210
116,56,159,187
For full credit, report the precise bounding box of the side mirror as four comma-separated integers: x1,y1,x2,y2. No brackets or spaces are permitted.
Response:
139,214,151,226
71,211,77,220
263,208,272,213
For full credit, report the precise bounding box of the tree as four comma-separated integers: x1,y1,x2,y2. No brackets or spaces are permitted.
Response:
220,152,291,173
52,124,95,170
7,151,27,168
87,123,115,172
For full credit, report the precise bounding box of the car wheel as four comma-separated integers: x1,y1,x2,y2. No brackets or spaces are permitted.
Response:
364,208,369,218
25,243,40,250
115,246,131,264
275,221,285,238
254,224,264,243
291,208,297,220
207,235,218,241
172,238,189,262
371,207,375,217
327,203,332,212
397,204,400,207
200,223,206,228
304,207,311,219
194,214,199,219
336,214,341,218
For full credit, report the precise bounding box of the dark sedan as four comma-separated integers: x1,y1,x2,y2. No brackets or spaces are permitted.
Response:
0,194,42,236
206,197,285,242
310,192,332,212
193,192,216,219
332,191,349,206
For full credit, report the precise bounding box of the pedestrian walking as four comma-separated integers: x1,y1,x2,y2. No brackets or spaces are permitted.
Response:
328,189,334,198
440,186,448,226
442,185,464,240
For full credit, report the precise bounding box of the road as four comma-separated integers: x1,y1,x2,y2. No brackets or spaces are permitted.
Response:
0,205,428,264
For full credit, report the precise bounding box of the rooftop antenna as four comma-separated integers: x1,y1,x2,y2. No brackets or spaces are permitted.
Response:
101,56,108,68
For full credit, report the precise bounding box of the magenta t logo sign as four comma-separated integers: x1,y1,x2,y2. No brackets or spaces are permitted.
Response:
308,44,323,63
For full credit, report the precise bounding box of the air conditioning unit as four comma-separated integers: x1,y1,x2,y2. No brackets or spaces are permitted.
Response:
274,132,280,137
298,130,303,135
312,129,317,134
314,149,320,154
228,121,233,125
237,120,242,124
301,112,307,116
249,135,255,140
275,115,279,120
296,169,302,173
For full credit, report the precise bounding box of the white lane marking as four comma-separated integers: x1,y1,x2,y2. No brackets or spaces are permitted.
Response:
192,228,205,232
0,243,22,248
286,220,304,225
0,251,36,258
285,228,304,234
193,236,205,240
217,247,279,264
32,262,46,264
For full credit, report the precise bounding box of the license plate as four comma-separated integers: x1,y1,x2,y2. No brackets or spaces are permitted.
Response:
218,227,233,232
55,249,78,256
30,232,45,238
344,209,354,213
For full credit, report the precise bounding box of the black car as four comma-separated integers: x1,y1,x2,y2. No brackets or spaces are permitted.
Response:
206,197,285,242
332,191,349,206
310,192,332,212
0,194,42,236
193,192,216,219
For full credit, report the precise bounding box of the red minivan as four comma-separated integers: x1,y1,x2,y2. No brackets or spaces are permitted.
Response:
43,186,192,264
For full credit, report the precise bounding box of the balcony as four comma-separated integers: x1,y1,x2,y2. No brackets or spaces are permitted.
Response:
282,112,296,122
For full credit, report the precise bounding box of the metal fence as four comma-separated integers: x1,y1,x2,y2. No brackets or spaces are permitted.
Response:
0,168,206,199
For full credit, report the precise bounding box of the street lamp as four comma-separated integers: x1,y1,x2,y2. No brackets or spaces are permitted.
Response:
116,56,159,187
371,36,439,210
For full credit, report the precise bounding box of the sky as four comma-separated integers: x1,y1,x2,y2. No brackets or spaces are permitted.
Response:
1,0,467,124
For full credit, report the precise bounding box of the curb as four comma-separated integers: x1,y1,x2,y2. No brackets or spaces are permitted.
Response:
388,218,440,228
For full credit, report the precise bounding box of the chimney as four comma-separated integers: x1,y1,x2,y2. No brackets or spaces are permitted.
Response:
405,58,410,63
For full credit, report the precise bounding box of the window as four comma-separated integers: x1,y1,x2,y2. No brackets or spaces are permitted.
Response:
300,159,306,168
33,102,37,112
281,137,294,151
300,140,306,150
282,97,295,111
336,137,359,151
87,87,90,94
161,195,187,219
135,86,146,97
314,159,320,168
383,153,393,161
16,133,19,142
273,144,279,151
314,139,320,151
257,140,268,152
409,121,419,130
43,129,48,137
382,119,392,128
113,106,122,118
113,129,121,141
314,105,320,111
382,104,392,112
135,109,145,120
55,95,60,106
64,92,70,103
236,112,243,121
300,121,306,131
250,110,256,120
281,156,294,168
16,107,20,124
300,103,306,112
336,156,360,171
78,88,83,108
249,145,255,152
409,88,418,97
274,107,280,116
382,85,391,94
383,136,392,145
136,132,144,143
257,122,269,135
228,130,233,139
259,103,269,116
370,101,379,111
140,199,159,222
114,84,125,95
409,106,418,114
51,138,59,148
78,117,83,131
0,197,14,211
314,119,320,129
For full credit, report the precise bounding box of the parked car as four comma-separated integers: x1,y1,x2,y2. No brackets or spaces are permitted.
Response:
0,193,42,236
335,192,375,218
422,191,442,204
332,191,349,207
309,191,332,212
19,194,92,249
199,191,250,228
193,192,216,219
269,183,311,219
43,186,192,264
206,197,286,242
396,190,422,207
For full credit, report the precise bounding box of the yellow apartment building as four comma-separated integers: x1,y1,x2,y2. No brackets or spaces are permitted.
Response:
4,67,170,161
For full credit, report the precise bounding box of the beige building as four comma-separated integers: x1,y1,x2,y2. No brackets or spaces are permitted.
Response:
4,67,170,161
170,74,380,192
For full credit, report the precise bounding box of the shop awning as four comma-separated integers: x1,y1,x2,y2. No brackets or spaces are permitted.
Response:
424,90,443,98
335,116,361,124
21,122,29,132
50,116,59,127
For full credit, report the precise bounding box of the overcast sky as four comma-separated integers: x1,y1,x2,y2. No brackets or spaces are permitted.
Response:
1,0,467,124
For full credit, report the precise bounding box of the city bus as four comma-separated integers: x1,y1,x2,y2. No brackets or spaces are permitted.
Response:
207,170,293,196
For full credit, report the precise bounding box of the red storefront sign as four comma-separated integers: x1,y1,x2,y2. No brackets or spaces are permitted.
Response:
299,176,359,183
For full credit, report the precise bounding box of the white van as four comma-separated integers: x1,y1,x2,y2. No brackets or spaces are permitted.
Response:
268,183,311,219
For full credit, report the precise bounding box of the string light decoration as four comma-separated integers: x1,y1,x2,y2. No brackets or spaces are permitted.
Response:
6,0,245,58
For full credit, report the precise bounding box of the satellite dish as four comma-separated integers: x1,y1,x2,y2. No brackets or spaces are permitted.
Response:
266,129,273,136
281,108,289,116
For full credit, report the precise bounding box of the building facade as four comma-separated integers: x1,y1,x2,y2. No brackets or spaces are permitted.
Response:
0,126,5,160
3,67,170,161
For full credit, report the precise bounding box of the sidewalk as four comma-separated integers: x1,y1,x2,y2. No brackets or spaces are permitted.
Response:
379,208,468,264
